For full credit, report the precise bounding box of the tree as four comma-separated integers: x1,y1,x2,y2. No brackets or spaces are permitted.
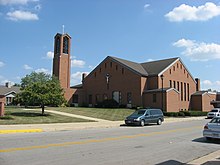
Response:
16,72,66,115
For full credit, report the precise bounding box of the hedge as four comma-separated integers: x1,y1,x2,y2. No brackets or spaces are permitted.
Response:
164,111,208,117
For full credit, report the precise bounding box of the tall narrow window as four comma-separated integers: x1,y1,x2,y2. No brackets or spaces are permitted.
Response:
181,82,183,101
122,68,124,74
63,36,69,54
153,94,157,103
89,95,92,104
173,81,176,89
184,83,186,101
127,92,132,104
177,81,180,91
110,62,112,68
72,94,78,103
170,80,172,88
55,37,60,54
187,83,190,101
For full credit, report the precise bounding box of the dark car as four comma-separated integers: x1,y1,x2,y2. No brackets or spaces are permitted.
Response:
125,108,164,126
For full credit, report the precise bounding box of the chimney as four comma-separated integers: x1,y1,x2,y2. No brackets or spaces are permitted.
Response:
5,82,12,88
195,78,200,91
82,73,87,82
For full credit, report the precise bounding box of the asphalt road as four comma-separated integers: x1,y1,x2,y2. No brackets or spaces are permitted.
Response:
0,119,219,165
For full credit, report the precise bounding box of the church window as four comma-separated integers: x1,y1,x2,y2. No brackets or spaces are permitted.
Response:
55,37,60,54
153,94,156,103
63,36,69,54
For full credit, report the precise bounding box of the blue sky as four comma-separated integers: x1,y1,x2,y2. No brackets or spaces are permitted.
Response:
0,0,220,91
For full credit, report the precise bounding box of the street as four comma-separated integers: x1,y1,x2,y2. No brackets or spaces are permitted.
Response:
0,119,219,165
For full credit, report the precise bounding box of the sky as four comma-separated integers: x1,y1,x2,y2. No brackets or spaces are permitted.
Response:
0,0,220,91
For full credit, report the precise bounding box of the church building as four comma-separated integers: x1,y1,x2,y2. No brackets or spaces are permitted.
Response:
52,32,219,112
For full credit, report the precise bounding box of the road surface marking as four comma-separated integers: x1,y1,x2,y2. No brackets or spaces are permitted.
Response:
0,129,42,134
0,126,201,153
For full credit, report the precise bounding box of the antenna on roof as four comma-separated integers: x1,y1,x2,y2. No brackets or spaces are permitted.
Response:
62,25,65,34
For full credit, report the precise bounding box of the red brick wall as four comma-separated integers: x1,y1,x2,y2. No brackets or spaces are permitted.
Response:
83,58,143,107
158,60,196,111
166,90,180,112
191,95,202,111
202,94,215,112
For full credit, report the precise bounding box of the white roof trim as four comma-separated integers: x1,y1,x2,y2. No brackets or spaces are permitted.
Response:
158,58,196,83
166,88,180,94
4,91,17,96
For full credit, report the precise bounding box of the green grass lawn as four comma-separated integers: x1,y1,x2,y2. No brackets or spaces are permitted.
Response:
0,107,94,125
46,107,135,121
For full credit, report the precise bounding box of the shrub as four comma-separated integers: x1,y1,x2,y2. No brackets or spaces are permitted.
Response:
164,111,208,117
0,115,14,120
95,99,119,108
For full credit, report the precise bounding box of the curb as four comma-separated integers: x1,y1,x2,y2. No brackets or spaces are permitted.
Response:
188,150,220,164
0,129,43,134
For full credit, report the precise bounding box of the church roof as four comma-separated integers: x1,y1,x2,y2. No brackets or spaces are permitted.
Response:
109,56,179,77
0,86,20,96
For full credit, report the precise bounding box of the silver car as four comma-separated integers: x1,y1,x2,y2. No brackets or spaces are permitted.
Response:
207,108,220,119
203,116,220,140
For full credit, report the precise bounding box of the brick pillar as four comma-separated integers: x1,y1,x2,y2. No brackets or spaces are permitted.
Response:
0,102,4,117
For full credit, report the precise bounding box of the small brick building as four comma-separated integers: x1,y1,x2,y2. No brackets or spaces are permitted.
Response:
52,33,219,112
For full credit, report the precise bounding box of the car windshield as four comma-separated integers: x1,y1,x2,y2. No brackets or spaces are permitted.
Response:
210,118,220,123
132,110,146,115
211,109,218,112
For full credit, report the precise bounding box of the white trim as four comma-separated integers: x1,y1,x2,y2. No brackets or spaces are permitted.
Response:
158,58,179,76
4,91,17,96
158,58,197,83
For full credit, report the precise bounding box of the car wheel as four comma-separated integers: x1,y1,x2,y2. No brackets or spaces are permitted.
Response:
140,120,145,127
157,119,162,125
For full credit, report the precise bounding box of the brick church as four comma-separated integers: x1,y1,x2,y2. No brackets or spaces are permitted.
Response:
52,33,220,112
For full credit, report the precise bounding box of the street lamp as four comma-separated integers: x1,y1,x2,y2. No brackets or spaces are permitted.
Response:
160,74,164,111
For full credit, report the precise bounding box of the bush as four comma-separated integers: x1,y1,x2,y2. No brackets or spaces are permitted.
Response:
95,99,119,108
0,115,14,120
164,111,208,117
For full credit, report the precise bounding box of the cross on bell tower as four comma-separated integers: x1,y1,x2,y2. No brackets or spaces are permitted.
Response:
52,32,71,89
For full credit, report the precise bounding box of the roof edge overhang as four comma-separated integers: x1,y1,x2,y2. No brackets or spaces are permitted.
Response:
158,58,197,83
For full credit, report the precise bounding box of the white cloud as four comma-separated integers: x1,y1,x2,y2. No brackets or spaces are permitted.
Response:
0,79,15,86
7,10,39,21
173,38,220,61
216,81,220,86
201,80,220,91
165,2,220,22
71,59,85,68
202,80,213,86
71,71,89,85
0,0,38,5
35,68,51,75
23,64,33,70
45,51,54,59
144,4,150,9
0,61,5,67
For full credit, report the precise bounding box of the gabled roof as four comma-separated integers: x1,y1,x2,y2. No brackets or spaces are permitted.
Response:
0,86,20,96
110,56,148,76
144,87,180,94
141,57,179,76
109,56,179,77
192,91,217,96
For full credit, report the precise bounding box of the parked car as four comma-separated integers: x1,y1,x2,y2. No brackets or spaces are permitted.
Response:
125,108,164,126
207,108,220,119
203,116,220,140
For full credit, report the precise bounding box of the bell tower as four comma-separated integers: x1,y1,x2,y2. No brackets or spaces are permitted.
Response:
52,33,71,89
